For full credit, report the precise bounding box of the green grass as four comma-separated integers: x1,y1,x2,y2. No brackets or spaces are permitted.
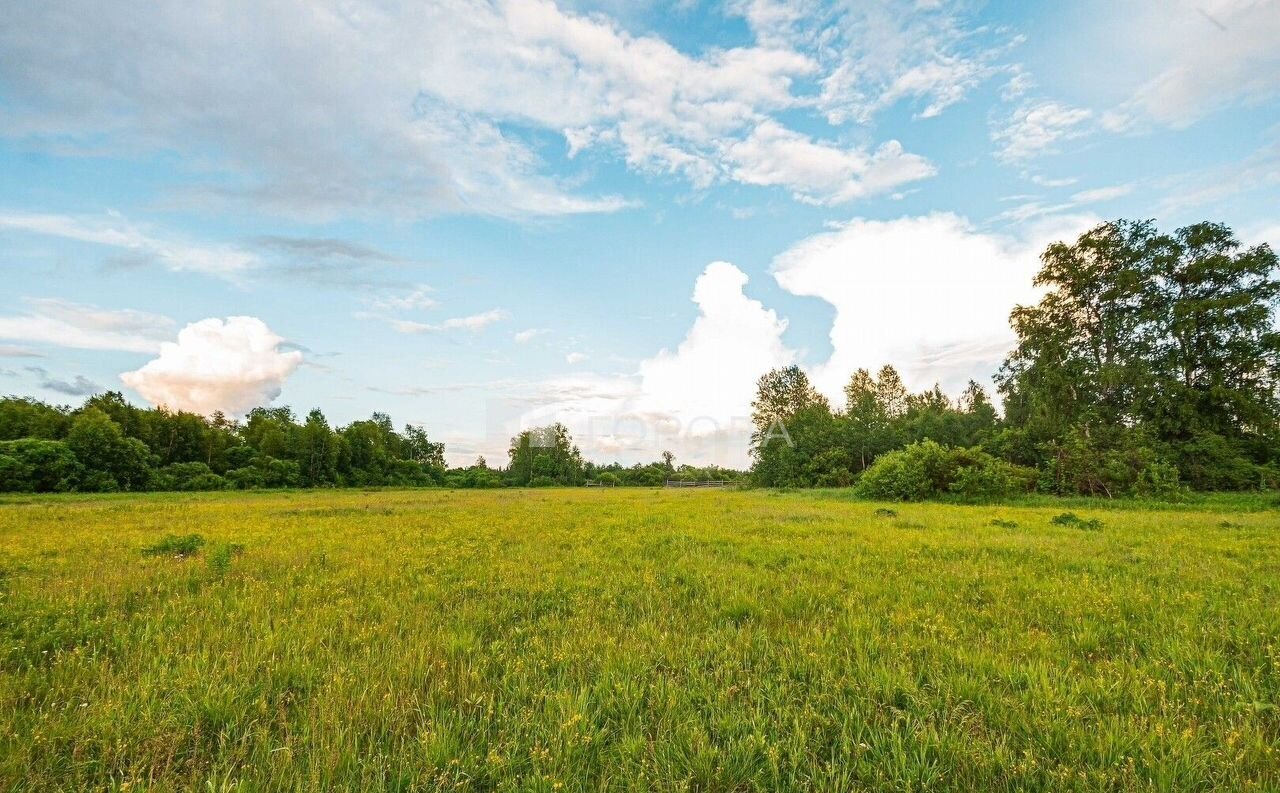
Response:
1,489,1277,791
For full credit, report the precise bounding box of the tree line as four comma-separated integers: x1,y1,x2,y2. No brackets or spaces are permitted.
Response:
0,395,736,493
751,219,1279,498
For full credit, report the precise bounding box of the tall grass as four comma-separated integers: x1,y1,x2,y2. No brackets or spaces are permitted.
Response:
1,489,1277,790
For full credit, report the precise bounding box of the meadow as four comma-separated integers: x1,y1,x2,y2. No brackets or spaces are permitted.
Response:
1,489,1277,791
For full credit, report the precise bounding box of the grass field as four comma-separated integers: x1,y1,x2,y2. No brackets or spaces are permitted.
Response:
1,489,1278,791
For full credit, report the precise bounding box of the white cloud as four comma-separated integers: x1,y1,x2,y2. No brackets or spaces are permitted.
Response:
742,0,1015,124
121,317,302,416
565,352,587,364
723,121,935,204
513,328,547,344
0,0,955,215
390,309,508,334
366,286,436,312
1070,184,1133,203
492,261,792,467
1029,174,1077,188
770,212,1098,399
632,262,793,428
0,211,256,277
0,298,175,353
996,183,1133,223
992,101,1094,162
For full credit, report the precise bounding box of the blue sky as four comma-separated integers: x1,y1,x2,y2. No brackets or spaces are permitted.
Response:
1,0,1277,467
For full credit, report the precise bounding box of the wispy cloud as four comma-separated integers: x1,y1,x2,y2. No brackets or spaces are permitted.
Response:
389,309,508,334
365,286,437,312
0,297,175,353
513,328,547,344
991,101,1094,162
0,211,256,277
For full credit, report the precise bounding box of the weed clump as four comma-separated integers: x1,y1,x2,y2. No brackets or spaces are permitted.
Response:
141,534,205,558
1051,513,1103,531
206,542,246,576
990,519,1019,529
874,508,898,518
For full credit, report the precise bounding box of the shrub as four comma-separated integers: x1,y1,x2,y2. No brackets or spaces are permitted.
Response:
854,441,944,501
949,454,1037,502
206,542,245,575
528,476,556,487
855,440,1033,501
149,462,227,491
142,534,206,557
225,457,301,489
1050,513,1103,531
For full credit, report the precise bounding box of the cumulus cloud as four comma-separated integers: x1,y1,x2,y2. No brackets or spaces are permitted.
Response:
633,262,794,427
0,298,175,353
565,352,588,364
121,317,303,416
770,212,1098,399
0,0,967,216
491,261,793,467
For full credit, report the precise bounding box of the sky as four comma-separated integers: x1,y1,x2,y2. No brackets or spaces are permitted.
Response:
1,0,1278,468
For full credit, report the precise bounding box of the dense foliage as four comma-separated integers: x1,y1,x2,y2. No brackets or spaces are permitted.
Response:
752,219,1280,496
0,394,447,493
0,400,736,492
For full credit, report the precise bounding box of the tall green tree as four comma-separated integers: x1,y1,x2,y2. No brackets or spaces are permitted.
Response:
65,408,151,491
750,365,829,434
295,408,340,487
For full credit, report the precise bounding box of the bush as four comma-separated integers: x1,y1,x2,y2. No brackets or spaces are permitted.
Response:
142,534,206,557
1051,513,1103,531
855,440,1033,502
149,462,227,491
528,475,556,487
854,441,943,501
206,542,246,575
225,456,301,489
